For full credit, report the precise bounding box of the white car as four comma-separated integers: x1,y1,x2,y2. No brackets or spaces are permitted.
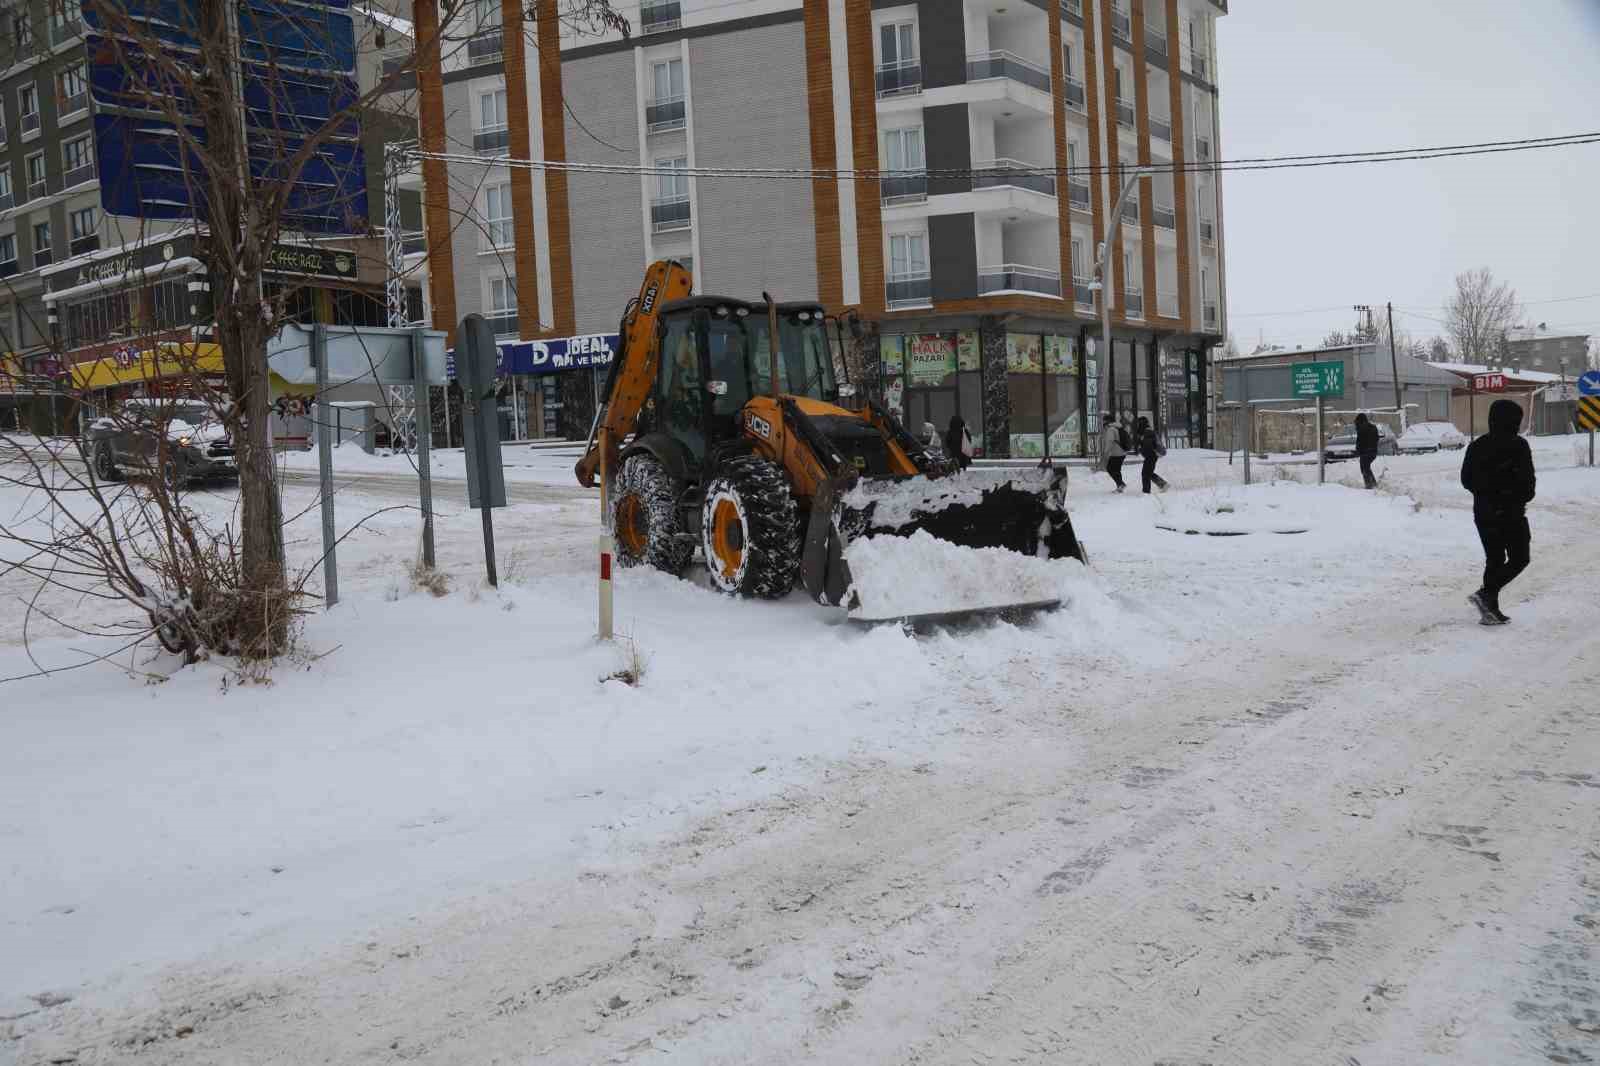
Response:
1397,421,1466,454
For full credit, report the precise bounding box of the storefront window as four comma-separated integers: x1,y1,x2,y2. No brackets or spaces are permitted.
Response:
879,334,904,420
1044,335,1081,457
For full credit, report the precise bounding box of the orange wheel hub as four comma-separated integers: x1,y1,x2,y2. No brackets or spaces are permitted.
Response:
615,496,648,556
710,498,744,579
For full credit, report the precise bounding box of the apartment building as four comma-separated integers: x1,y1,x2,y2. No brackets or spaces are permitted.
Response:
1504,326,1591,377
0,0,404,417
404,0,1228,451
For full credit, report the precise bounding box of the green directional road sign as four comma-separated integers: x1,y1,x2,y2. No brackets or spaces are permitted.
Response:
1292,360,1344,397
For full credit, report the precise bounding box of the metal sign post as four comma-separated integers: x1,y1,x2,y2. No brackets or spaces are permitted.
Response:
1316,394,1325,485
597,425,614,641
1292,360,1344,484
411,328,436,569
457,315,507,586
313,322,338,608
1577,371,1600,467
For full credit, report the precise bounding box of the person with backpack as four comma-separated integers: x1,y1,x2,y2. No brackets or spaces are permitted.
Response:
1101,413,1129,492
944,415,974,470
1354,412,1380,489
1136,416,1168,493
1461,398,1536,625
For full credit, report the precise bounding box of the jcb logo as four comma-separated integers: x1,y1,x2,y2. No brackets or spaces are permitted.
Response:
641,283,659,314
746,413,773,440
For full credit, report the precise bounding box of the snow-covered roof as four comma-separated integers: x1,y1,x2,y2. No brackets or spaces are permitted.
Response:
1505,326,1590,344
361,6,413,37
1429,361,1566,385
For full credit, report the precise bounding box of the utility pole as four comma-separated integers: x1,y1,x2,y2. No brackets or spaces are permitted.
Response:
1387,302,1402,427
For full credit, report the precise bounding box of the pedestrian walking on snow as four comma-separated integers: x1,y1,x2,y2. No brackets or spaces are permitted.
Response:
1136,416,1168,493
1354,412,1380,489
1101,413,1129,492
944,415,974,471
920,421,944,461
1462,398,1536,625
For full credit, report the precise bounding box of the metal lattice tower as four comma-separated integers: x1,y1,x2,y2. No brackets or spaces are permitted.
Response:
385,140,418,329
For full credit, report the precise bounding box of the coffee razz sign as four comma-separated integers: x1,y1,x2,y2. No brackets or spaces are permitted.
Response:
1472,372,1507,392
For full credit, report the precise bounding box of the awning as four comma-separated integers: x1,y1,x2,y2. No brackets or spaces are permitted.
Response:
44,257,206,305
70,341,225,390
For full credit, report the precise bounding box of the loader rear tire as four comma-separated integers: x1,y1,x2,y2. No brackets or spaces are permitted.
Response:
611,453,693,575
701,455,800,599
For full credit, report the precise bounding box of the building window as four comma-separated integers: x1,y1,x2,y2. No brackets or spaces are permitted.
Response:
651,156,690,230
881,125,925,201
650,58,684,105
0,166,11,205
478,87,506,130
0,232,15,266
69,205,94,241
25,151,45,196
885,231,929,307
484,181,512,246
486,274,516,335
876,20,919,95
63,133,92,175
13,10,32,49
57,63,86,111
32,220,50,265
647,59,686,131
18,83,39,135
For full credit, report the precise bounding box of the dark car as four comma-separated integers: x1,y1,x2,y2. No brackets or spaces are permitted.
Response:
88,397,238,488
1323,422,1398,461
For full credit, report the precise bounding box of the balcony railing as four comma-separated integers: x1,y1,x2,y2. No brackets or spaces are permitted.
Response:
966,50,1051,94
875,59,921,98
1073,276,1094,307
381,54,410,78
1145,28,1168,61
1199,217,1215,243
1121,199,1139,224
646,96,686,133
880,172,927,204
1157,289,1178,318
0,192,10,211
979,264,1060,298
1116,99,1134,129
0,258,16,278
1064,74,1085,111
886,270,931,309
1151,115,1172,143
69,234,98,256
1067,180,1089,210
973,158,1055,197
640,0,681,33
1152,202,1175,229
1195,135,1212,160
0,124,7,146
1192,54,1210,81
63,163,94,188
28,179,47,201
651,195,691,231
21,111,39,135
1111,7,1131,43
486,310,518,337
1124,286,1143,317
50,16,82,46
466,29,503,64
1064,0,1082,14
1203,300,1219,328
474,126,510,154
33,247,52,268
401,231,426,256
58,91,87,116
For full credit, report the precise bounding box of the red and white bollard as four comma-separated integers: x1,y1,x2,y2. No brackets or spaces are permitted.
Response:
598,531,614,640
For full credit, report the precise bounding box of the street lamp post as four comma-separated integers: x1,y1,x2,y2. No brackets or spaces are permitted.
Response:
1091,166,1154,454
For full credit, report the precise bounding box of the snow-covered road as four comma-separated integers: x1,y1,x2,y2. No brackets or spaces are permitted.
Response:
3,440,1597,1064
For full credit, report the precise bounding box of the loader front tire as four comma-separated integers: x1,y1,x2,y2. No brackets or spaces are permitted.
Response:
701,455,800,599
611,453,693,575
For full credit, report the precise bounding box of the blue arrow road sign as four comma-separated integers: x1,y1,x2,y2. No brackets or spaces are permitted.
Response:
1579,370,1600,397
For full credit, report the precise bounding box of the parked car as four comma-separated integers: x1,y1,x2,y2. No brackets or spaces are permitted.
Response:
1324,422,1398,461
88,397,238,488
1396,421,1467,454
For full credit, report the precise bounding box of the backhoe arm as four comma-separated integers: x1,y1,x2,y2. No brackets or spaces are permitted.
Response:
575,260,694,488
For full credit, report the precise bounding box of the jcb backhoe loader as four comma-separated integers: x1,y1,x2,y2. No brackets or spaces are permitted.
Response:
574,260,1083,614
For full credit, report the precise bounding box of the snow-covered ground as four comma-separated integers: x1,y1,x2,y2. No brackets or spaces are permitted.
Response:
2,434,1597,1064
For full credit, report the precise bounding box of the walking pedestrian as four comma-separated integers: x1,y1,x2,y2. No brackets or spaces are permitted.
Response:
1461,398,1536,625
1101,413,1128,492
920,421,944,461
944,415,974,471
1354,412,1380,489
1136,416,1168,493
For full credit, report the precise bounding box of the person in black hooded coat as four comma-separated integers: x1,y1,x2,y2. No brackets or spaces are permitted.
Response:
944,415,973,470
1461,398,1536,624
1354,412,1380,489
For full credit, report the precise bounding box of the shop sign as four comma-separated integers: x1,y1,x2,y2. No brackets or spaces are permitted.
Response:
907,333,957,386
1164,362,1187,397
1045,336,1077,375
956,330,981,372
264,244,359,281
447,333,622,379
1006,333,1043,373
880,335,904,378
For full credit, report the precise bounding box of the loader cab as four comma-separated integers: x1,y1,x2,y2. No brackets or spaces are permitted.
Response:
654,297,842,462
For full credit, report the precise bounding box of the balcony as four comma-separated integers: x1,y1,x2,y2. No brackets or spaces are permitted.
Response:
69,234,98,256
967,50,1051,94
1199,217,1215,244
33,247,51,268
886,271,931,309
28,179,47,202
1152,202,1175,229
1192,55,1210,82
401,231,426,256
381,54,410,78
0,258,16,278
973,158,1055,197
1121,198,1139,224
49,16,81,46
1195,135,1212,161
1124,286,1143,317
0,124,7,146
1157,289,1178,318
651,195,691,232
466,29,502,65
1067,180,1089,211
0,192,10,211
1150,114,1172,143
63,163,94,188
1063,74,1085,111
474,125,510,154
880,172,927,204
58,91,87,116
486,310,518,337
21,111,39,135
979,263,1060,298
1073,276,1093,307
1111,7,1131,43
876,59,921,98
1145,28,1168,62
1116,99,1134,130
1203,300,1218,329
1064,0,1082,14
640,0,681,33
646,96,686,133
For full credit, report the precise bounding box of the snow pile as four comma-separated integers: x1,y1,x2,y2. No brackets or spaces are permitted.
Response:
843,467,1061,529
844,530,1072,619
1152,481,1413,535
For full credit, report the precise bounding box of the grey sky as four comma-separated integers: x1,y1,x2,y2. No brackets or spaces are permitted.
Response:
1216,0,1600,354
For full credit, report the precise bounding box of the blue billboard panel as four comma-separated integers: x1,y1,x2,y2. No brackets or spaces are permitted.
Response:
92,112,210,220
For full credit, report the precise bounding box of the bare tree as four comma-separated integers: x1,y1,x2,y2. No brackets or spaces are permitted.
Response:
1445,268,1520,367
1425,336,1451,363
